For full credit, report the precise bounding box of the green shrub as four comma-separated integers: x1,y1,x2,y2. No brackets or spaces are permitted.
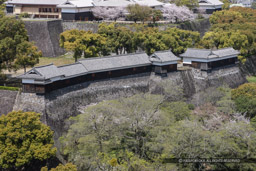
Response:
19,13,30,18
0,86,19,91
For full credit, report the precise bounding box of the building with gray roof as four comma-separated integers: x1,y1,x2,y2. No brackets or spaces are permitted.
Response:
18,51,180,94
198,0,223,14
180,47,240,71
6,0,164,20
150,50,181,74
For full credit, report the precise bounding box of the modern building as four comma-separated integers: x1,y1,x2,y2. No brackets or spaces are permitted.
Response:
180,47,240,71
198,0,224,14
18,51,180,94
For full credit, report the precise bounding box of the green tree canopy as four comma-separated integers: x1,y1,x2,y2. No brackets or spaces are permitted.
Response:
98,23,136,55
204,7,256,62
14,41,42,73
0,111,56,170
126,4,152,23
60,94,164,170
41,163,77,171
231,83,256,118
60,29,109,62
0,16,28,71
172,0,198,10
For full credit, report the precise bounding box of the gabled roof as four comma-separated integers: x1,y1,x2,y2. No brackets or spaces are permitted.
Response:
150,50,180,63
18,52,152,81
57,0,94,8
94,0,135,7
180,47,240,59
134,0,164,7
17,63,64,80
7,0,66,5
58,63,87,77
199,0,223,6
79,52,151,73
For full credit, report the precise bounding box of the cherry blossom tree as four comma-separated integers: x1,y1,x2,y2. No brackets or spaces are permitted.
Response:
92,6,124,21
161,4,195,23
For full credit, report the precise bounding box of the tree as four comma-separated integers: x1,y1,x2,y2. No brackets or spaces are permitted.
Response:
0,16,28,71
98,23,136,54
161,27,200,55
221,0,231,10
92,7,124,21
252,2,256,9
41,163,77,171
60,94,164,170
60,29,109,62
231,83,256,118
126,4,152,23
160,114,256,170
161,4,195,23
151,10,163,24
205,7,256,62
135,28,167,55
171,0,199,10
161,101,191,121
200,29,249,63
0,111,56,170
14,41,42,73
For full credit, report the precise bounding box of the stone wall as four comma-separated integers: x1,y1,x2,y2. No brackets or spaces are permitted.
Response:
62,18,211,35
24,20,65,57
178,18,211,36
0,90,18,115
12,66,246,161
13,66,246,135
62,22,99,33
24,18,210,58
239,55,256,76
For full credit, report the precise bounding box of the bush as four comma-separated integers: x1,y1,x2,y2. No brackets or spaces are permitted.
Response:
19,13,30,18
0,86,19,91
232,83,256,118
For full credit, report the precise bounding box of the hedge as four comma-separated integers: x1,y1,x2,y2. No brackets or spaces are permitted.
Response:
0,86,20,91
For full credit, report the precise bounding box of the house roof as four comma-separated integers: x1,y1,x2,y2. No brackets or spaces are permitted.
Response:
79,52,151,73
17,63,64,80
94,0,135,7
199,0,223,6
134,0,164,7
150,50,180,63
7,0,66,5
57,0,94,8
58,63,87,77
18,52,154,80
180,47,240,59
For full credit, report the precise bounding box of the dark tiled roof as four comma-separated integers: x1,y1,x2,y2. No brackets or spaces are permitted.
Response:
150,50,180,63
79,52,151,73
180,47,240,59
58,63,87,77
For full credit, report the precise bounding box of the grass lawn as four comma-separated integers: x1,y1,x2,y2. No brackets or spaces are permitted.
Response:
3,53,75,77
37,54,74,66
247,76,256,83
